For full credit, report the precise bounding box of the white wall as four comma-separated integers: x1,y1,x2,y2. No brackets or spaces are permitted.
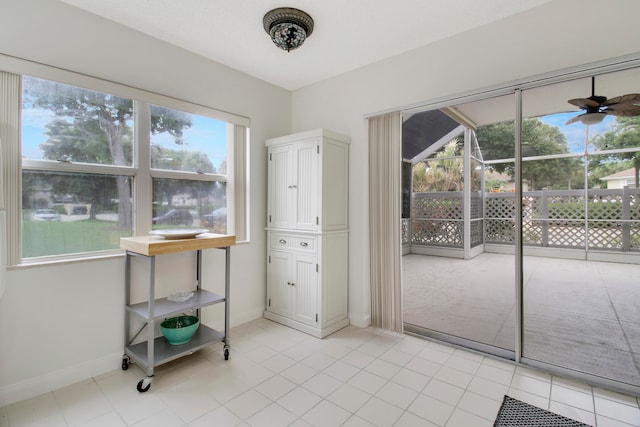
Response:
290,0,640,329
0,0,290,405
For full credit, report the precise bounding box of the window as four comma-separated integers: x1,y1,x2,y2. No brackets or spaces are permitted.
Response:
150,105,226,174
22,170,132,257
21,77,135,258
152,178,227,233
149,106,229,234
0,66,248,264
22,77,134,166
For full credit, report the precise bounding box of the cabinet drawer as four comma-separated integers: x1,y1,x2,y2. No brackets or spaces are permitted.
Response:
270,233,317,252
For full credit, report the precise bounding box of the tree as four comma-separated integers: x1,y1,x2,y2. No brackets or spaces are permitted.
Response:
413,139,463,192
23,76,193,227
37,118,131,220
476,118,580,190
150,145,215,173
150,145,217,217
591,116,640,188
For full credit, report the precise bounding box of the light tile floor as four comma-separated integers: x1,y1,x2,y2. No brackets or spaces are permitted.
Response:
2,319,640,427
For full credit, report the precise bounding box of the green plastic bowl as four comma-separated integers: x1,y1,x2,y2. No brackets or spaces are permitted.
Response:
160,315,200,345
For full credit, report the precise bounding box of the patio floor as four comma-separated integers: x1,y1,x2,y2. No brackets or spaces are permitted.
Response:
402,252,640,388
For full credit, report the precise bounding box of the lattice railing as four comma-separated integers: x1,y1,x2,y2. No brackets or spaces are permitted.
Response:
412,192,462,219
412,220,463,246
402,219,409,246
411,192,463,247
470,219,483,247
409,188,640,252
485,188,640,251
486,219,515,243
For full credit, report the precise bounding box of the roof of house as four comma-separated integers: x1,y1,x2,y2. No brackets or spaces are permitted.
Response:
600,168,636,181
402,109,462,163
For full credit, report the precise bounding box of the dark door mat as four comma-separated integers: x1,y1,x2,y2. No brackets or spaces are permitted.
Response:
494,395,592,427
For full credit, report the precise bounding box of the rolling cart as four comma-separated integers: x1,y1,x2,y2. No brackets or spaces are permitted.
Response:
120,233,235,392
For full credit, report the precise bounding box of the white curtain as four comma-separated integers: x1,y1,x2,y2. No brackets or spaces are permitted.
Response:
0,71,21,267
231,124,249,242
368,111,403,333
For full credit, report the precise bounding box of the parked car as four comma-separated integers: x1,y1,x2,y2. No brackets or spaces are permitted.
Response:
32,209,61,221
152,209,193,226
200,207,226,228
72,205,88,215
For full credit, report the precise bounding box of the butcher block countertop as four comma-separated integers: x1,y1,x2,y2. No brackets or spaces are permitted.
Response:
120,233,236,256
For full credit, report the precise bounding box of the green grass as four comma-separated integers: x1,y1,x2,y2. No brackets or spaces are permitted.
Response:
23,219,131,258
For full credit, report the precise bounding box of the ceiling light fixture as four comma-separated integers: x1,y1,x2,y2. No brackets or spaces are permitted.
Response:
263,7,314,52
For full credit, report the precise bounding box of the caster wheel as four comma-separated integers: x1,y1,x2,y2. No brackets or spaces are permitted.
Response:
136,377,152,393
224,347,230,360
121,356,130,371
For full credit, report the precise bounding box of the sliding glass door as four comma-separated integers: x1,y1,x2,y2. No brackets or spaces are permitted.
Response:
402,93,517,355
402,65,640,391
520,69,640,388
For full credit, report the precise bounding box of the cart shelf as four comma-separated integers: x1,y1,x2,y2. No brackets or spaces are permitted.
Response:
127,325,225,370
126,289,225,321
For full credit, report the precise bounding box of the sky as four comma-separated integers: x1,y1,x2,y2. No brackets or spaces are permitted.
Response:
22,108,228,170
538,112,615,154
22,108,55,159
151,114,227,170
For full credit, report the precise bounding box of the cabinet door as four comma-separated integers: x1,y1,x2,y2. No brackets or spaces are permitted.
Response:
268,145,293,229
291,253,318,327
267,250,291,318
292,141,319,231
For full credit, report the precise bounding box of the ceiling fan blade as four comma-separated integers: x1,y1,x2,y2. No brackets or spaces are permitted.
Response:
606,104,640,116
568,98,600,108
565,114,584,125
603,93,640,106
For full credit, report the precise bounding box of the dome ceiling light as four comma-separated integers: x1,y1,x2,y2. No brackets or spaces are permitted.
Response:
263,7,314,52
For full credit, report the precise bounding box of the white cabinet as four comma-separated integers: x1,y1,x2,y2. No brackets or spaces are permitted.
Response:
268,140,319,231
265,129,349,338
267,129,349,232
268,248,318,327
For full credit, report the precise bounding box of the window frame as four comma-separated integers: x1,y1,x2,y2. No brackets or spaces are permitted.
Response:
1,55,249,266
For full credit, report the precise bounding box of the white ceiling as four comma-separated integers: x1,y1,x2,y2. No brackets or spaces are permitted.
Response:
59,0,552,91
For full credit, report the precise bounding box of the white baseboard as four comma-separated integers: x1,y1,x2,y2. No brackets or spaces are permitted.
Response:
0,351,122,407
227,308,265,329
263,311,350,338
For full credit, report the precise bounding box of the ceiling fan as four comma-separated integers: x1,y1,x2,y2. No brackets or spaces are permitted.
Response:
565,76,640,125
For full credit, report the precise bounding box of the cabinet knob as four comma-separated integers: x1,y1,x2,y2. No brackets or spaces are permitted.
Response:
279,239,286,244
300,242,308,247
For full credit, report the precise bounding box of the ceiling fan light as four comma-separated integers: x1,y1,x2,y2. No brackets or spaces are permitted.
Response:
263,8,314,52
579,112,606,125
